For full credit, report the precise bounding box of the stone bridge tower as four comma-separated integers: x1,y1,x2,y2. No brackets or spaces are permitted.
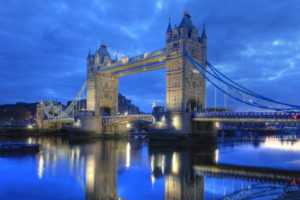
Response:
166,11,207,112
86,43,118,116
86,11,207,117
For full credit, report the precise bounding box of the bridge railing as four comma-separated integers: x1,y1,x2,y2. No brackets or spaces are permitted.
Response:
102,114,153,125
195,111,300,119
102,114,152,119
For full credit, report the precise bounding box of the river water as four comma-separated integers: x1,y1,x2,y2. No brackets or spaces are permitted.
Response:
1,135,300,200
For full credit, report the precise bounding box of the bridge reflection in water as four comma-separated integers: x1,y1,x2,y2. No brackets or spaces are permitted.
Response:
27,136,300,200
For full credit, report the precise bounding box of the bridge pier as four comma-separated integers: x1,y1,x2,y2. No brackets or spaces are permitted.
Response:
102,123,131,135
76,116,131,136
78,116,103,134
152,112,217,133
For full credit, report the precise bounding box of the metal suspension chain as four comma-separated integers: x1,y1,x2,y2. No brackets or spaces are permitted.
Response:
187,54,299,111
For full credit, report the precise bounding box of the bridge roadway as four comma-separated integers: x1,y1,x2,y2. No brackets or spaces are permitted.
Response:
97,49,166,77
194,163,300,185
194,111,300,123
102,114,153,125
43,118,74,124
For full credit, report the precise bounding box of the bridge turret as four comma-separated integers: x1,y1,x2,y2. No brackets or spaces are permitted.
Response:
191,27,198,41
98,42,112,66
172,25,179,37
179,10,193,38
200,24,208,65
200,24,207,48
114,52,119,63
166,11,207,112
166,20,172,41
94,46,100,65
87,50,92,65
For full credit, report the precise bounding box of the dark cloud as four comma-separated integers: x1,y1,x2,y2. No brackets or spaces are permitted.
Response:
0,0,299,112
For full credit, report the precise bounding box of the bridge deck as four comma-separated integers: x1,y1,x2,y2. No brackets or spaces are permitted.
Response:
102,114,153,125
194,163,300,184
194,112,300,123
96,49,166,77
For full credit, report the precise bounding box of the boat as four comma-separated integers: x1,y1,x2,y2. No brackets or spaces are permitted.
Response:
0,143,40,154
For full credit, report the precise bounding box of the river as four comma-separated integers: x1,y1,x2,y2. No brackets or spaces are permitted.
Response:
1,135,300,200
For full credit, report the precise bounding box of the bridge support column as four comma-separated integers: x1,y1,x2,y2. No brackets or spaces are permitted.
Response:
87,72,118,116
152,112,217,135
165,12,207,113
78,116,103,134
102,123,131,135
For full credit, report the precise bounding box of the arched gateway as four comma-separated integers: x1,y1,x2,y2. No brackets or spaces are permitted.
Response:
86,11,207,116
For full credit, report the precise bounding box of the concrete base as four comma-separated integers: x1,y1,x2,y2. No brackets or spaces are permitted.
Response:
76,116,130,136
103,123,130,135
78,116,103,134
152,112,217,135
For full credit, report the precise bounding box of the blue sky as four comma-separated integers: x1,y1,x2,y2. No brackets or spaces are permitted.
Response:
0,0,300,112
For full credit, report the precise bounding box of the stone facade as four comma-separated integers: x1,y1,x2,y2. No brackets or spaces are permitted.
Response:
87,44,119,116
166,11,207,112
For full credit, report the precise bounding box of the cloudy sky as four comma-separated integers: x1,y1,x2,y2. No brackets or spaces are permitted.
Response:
0,0,299,112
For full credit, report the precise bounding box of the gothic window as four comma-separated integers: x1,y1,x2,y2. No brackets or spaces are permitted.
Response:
172,43,179,49
193,82,196,88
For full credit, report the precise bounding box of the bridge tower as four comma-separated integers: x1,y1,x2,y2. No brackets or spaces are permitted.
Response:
166,11,207,112
86,43,118,116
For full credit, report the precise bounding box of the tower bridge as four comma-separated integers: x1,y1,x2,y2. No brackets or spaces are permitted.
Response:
37,11,300,135
86,11,207,117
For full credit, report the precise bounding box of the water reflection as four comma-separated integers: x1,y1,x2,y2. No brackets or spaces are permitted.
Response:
149,144,216,200
262,136,300,151
1,136,300,199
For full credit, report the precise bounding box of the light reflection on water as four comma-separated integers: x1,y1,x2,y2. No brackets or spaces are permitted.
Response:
0,135,300,200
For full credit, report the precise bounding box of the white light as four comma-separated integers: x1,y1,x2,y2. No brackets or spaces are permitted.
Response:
74,119,81,128
162,155,165,174
172,116,180,130
151,175,156,185
172,152,180,174
86,155,95,191
126,123,131,128
150,155,154,172
215,149,219,163
215,122,220,128
193,69,199,74
37,155,44,179
125,142,131,168
27,124,33,129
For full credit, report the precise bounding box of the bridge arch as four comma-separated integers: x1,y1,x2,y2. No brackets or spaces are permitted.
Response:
100,107,111,116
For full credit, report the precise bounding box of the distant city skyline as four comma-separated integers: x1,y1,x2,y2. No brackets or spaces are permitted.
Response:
0,0,300,112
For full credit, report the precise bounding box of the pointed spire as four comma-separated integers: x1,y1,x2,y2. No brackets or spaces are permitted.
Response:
167,18,172,33
95,45,99,55
101,42,106,48
115,50,119,62
87,49,91,59
184,10,191,17
201,23,207,38
179,10,193,31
